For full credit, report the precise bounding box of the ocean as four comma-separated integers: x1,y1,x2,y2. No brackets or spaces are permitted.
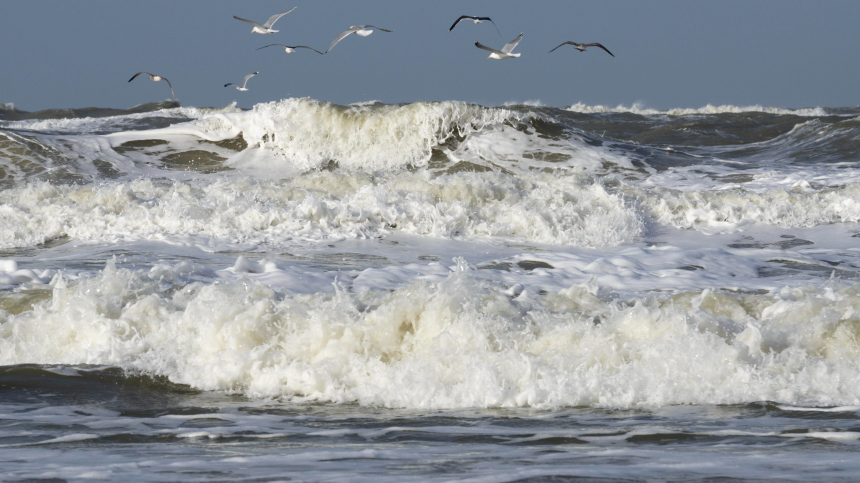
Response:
2,98,860,481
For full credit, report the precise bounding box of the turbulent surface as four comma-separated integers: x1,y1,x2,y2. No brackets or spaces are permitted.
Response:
3,98,860,481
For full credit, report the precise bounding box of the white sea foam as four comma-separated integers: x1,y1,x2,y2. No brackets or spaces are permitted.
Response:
111,98,528,173
3,259,860,409
0,172,640,249
502,100,545,107
566,102,828,117
636,183,860,233
0,259,53,288
0,104,242,134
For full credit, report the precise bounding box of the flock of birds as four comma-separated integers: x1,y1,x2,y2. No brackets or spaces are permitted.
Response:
128,8,614,101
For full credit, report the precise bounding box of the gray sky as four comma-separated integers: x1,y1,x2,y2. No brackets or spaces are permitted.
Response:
2,0,858,111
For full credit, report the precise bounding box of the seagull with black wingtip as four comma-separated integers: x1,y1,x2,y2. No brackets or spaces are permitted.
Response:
233,7,296,34
326,25,393,53
475,33,523,59
257,44,325,55
224,72,259,92
128,72,176,101
449,15,500,36
549,41,615,57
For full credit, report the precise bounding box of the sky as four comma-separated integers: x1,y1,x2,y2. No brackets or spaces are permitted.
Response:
2,0,859,111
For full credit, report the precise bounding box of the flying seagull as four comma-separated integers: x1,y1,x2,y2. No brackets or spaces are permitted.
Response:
449,15,500,36
326,25,393,53
475,33,523,59
233,7,296,34
128,72,176,101
257,44,324,55
549,41,614,57
224,72,259,91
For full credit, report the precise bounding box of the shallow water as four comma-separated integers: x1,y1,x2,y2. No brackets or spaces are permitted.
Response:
2,99,860,480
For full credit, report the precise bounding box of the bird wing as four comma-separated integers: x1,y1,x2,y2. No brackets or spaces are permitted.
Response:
501,33,523,54
162,78,176,101
484,18,501,36
224,83,235,88
549,41,576,53
475,41,503,55
128,72,153,82
256,44,287,50
364,25,392,32
240,72,259,88
295,45,325,55
327,28,357,53
584,43,614,57
263,7,296,28
233,16,264,29
449,15,472,31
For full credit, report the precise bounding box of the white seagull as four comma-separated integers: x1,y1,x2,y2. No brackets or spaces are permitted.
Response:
233,7,296,34
326,25,392,53
224,72,259,91
550,41,615,57
257,44,324,55
449,15,500,36
475,33,523,59
128,72,176,101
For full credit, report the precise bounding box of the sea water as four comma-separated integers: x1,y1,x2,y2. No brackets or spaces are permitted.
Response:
2,98,860,481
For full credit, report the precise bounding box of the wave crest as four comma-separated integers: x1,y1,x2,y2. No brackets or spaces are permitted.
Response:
0,173,640,249
4,261,860,408
566,102,828,117
160,98,526,172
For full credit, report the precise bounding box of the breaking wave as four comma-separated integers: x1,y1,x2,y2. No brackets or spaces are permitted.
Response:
2,260,860,409
566,102,830,117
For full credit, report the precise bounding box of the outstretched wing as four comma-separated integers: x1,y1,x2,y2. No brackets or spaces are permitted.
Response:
241,72,259,88
233,16,264,29
475,41,503,55
483,18,501,36
364,25,392,32
256,44,287,50
294,45,325,55
263,7,296,29
501,33,523,54
128,72,153,82
549,41,576,53
327,28,356,53
449,15,472,31
584,42,614,57
224,83,235,88
161,78,176,101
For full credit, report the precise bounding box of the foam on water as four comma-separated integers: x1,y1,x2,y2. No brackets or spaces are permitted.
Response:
0,171,639,249
2,259,860,409
636,183,860,233
114,98,529,173
0,105,241,134
566,102,829,117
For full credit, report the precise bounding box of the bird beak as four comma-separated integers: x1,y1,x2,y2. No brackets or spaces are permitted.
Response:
488,55,491,59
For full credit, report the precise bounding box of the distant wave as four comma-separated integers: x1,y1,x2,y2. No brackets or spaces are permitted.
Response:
566,102,829,117
0,104,242,134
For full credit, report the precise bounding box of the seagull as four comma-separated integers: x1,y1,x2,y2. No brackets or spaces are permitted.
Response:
233,7,296,34
326,25,393,53
549,41,614,57
224,72,258,91
128,72,176,101
256,44,324,55
449,15,500,36
475,33,523,59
